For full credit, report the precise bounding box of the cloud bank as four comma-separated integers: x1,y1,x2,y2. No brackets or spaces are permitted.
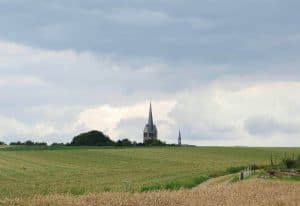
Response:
0,1,299,146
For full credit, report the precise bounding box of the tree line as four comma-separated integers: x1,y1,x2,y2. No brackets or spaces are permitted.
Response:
3,130,172,147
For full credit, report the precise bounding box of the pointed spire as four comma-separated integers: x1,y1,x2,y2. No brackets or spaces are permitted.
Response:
148,102,154,129
178,129,182,146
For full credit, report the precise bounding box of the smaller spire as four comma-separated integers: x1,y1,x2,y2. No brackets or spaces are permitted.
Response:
178,129,182,146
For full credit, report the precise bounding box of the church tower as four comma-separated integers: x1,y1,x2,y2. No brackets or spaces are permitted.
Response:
178,129,182,146
143,102,158,142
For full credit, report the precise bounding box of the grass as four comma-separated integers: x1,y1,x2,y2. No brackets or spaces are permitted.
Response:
0,146,299,198
277,176,300,182
140,175,209,192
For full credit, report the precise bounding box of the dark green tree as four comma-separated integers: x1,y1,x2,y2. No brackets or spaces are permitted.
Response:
70,130,114,146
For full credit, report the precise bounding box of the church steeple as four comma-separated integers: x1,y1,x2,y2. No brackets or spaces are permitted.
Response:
178,129,182,146
148,102,154,129
143,101,158,143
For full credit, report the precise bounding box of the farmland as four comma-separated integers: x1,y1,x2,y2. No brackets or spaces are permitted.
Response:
4,179,299,206
0,146,299,199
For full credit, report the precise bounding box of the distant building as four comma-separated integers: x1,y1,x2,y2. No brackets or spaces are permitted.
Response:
178,130,182,146
143,102,158,142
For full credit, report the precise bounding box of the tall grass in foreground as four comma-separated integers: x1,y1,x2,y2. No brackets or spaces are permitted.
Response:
2,179,299,206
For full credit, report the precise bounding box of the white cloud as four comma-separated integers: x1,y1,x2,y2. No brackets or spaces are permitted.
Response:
170,80,300,146
0,115,57,142
0,75,300,147
74,100,177,141
64,79,300,147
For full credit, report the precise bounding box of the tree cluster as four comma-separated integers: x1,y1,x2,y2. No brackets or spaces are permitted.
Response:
10,140,47,146
4,130,173,147
69,131,168,147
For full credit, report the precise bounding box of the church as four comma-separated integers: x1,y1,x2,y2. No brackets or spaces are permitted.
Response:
143,102,158,142
143,102,182,145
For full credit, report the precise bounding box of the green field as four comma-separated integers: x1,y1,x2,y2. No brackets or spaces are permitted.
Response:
0,146,299,198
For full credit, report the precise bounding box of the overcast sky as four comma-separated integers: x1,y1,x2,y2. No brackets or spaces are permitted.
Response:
0,0,300,146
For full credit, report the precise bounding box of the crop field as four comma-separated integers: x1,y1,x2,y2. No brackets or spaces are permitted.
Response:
4,179,299,206
0,146,299,199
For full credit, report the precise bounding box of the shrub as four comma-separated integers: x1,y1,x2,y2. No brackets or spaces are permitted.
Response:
281,154,300,169
226,166,246,174
297,155,300,169
115,139,133,147
51,143,65,146
24,140,34,145
140,184,162,192
34,142,47,146
10,141,22,145
144,139,166,146
164,181,181,190
140,175,209,192
283,158,297,169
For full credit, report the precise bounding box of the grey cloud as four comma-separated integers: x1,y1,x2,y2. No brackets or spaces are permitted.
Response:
0,1,299,146
244,116,300,136
0,0,299,68
168,122,236,142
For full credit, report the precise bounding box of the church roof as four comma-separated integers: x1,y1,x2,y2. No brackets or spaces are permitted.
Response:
148,102,154,130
